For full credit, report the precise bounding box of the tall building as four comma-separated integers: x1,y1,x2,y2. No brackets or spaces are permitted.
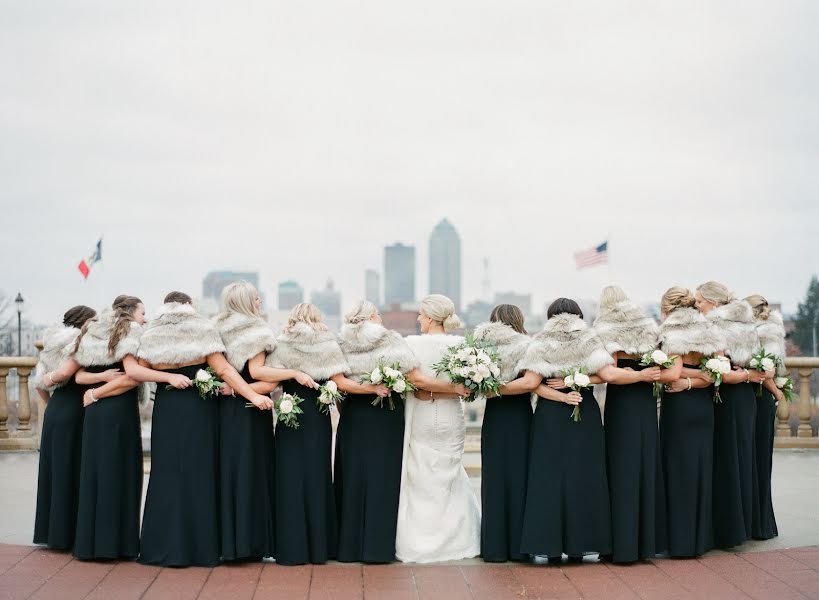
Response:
429,219,462,311
493,292,532,317
202,270,259,301
311,280,341,318
384,243,415,306
278,280,304,311
365,269,380,306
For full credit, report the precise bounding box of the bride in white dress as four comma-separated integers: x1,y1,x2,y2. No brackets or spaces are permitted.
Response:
396,294,482,563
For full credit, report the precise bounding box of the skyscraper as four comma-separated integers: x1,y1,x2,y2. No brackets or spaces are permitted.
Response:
384,243,415,307
311,279,341,317
203,270,259,301
365,269,380,306
278,280,304,311
428,219,462,311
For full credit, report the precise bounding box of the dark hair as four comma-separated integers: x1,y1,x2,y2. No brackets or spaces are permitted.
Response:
547,297,583,320
108,295,143,355
489,304,527,334
164,291,193,304
62,305,96,329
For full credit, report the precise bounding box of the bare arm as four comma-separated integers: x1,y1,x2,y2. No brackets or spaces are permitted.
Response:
330,374,389,397
46,358,82,386
83,374,140,404
207,353,273,408
666,375,712,392
596,364,661,385
500,370,543,395
407,368,467,394
36,388,50,404
657,357,683,383
123,355,189,386
533,384,583,405
247,353,318,389
75,368,123,386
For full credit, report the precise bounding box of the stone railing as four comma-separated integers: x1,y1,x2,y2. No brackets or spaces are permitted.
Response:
0,357,39,451
775,357,819,447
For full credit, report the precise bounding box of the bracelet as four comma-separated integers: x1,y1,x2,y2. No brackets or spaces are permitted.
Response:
430,391,435,402
744,369,750,383
90,390,98,403
687,377,692,391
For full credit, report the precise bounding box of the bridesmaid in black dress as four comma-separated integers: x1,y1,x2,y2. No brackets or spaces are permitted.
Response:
512,298,659,562
70,296,145,560
121,291,274,567
657,287,724,557
593,285,677,563
214,281,313,562
32,305,97,551
334,300,418,563
695,282,768,549
473,306,531,563
746,294,784,540
265,302,350,565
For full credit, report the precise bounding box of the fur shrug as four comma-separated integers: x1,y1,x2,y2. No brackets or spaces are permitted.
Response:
593,299,659,355
137,302,225,365
74,309,143,367
756,311,787,375
32,325,82,390
517,313,614,378
265,322,349,381
658,307,724,357
213,311,277,371
337,321,419,379
706,301,758,367
473,321,530,382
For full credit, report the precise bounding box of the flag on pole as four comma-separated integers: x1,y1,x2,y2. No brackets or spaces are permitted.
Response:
78,239,102,279
574,240,608,269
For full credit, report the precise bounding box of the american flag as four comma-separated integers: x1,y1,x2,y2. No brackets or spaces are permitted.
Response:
574,241,608,269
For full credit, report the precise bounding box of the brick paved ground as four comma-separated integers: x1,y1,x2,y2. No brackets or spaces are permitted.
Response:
1,544,818,600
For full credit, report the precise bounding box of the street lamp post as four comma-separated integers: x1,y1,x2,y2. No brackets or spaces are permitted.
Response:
14,292,24,357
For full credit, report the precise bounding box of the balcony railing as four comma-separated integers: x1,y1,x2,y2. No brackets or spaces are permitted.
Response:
0,357,39,450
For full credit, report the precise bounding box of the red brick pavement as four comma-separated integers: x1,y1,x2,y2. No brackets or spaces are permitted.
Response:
1,545,818,600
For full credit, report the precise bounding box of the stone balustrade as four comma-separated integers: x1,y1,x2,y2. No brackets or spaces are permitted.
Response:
0,357,39,451
775,357,819,447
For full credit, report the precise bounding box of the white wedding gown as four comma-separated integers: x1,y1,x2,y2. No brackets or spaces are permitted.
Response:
395,334,481,563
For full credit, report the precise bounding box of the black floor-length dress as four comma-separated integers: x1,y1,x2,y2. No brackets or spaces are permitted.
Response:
519,387,611,558
712,381,757,549
73,363,142,560
480,392,531,562
604,359,666,563
139,364,221,567
33,378,86,550
752,387,778,540
334,393,404,563
274,380,337,565
659,369,714,557
219,365,276,561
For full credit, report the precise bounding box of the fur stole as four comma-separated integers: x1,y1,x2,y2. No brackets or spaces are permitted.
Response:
32,325,82,390
756,311,787,373
517,313,614,378
706,301,758,367
137,303,225,365
74,309,143,367
592,299,659,355
337,321,419,379
473,321,530,382
213,311,277,371
658,307,723,357
265,322,349,381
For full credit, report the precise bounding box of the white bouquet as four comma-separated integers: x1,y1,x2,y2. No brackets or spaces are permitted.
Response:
275,393,304,429
749,348,778,398
700,355,732,403
360,359,416,410
317,380,344,414
432,335,504,403
562,367,592,422
775,376,796,403
170,367,223,399
639,348,678,399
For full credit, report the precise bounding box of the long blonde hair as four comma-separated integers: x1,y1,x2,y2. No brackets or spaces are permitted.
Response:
284,302,328,332
420,294,462,331
661,286,696,316
221,281,258,317
345,300,377,325
696,281,734,306
745,294,771,320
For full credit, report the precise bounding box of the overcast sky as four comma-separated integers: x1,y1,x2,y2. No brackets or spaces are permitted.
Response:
1,0,817,324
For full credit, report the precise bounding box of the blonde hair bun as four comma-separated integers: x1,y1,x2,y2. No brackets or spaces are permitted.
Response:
420,294,461,331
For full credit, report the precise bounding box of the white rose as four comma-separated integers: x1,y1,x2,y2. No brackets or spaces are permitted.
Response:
457,348,472,361
651,350,668,365
279,398,294,414
750,358,759,368
761,358,775,372
392,379,406,393
477,351,490,364
195,369,211,382
384,367,401,379
705,358,721,372
564,375,575,388
324,380,338,394
718,360,732,375
472,371,485,383
489,364,500,378
574,373,591,387
370,368,383,384
774,377,788,389
467,354,478,365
